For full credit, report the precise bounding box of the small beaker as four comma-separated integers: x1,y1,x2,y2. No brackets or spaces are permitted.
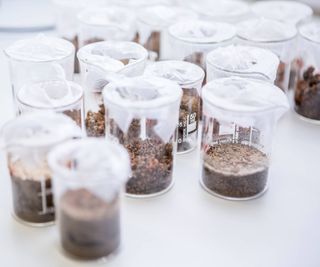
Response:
4,35,75,112
17,80,84,128
206,45,280,83
294,20,320,123
48,138,130,260
77,6,136,48
236,18,297,92
77,41,148,137
168,20,236,71
137,4,197,61
145,60,204,153
0,112,82,226
103,75,182,197
201,77,289,200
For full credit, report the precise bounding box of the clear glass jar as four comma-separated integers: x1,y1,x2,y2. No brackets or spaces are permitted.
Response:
16,80,84,128
168,20,236,71
137,5,197,61
0,112,82,226
236,18,297,93
77,41,148,137
251,1,313,89
4,35,75,113
145,60,204,153
48,138,130,260
206,45,280,83
201,77,289,200
77,6,136,48
294,20,320,123
103,76,182,197
187,0,250,23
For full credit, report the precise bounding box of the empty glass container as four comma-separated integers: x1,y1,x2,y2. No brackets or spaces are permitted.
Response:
4,35,75,112
145,60,204,153
168,20,236,71
48,138,130,260
77,6,136,48
206,45,279,83
77,41,148,137
137,4,197,61
294,20,320,123
0,112,82,226
236,18,297,92
17,80,84,128
201,77,289,200
103,75,182,197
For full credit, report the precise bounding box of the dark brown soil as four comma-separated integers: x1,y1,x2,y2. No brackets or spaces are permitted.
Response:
108,119,174,195
295,66,320,120
85,104,105,137
60,188,120,260
10,174,54,224
202,143,269,198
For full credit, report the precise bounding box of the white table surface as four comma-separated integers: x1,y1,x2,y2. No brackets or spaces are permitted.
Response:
1,30,320,267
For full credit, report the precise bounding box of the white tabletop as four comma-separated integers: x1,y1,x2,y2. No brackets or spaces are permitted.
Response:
1,31,320,267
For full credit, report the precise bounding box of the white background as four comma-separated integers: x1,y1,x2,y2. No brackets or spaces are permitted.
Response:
1,2,320,267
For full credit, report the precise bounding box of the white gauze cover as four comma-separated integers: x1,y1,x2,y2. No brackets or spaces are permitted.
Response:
48,138,130,202
18,80,83,109
206,45,280,82
103,75,182,142
144,60,205,93
77,41,148,92
202,76,289,126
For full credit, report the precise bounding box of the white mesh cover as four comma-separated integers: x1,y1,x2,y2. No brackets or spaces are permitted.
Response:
137,5,197,45
251,1,313,26
17,80,83,109
144,60,204,92
202,77,289,125
237,18,297,43
206,45,280,82
103,75,182,142
188,0,249,23
48,138,130,202
5,34,74,62
169,20,236,44
78,41,148,92
78,6,136,34
1,112,82,148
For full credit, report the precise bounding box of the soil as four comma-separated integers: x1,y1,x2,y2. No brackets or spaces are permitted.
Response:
202,143,269,198
108,119,174,196
295,66,320,120
60,188,120,260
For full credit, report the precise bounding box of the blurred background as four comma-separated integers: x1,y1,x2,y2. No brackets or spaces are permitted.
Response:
0,0,318,35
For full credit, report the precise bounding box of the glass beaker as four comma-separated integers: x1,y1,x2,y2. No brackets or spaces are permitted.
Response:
251,1,313,89
0,112,82,226
294,20,320,123
201,77,289,200
4,35,75,113
137,4,197,61
48,138,130,260
145,60,204,153
77,41,148,137
236,18,297,93
167,20,236,71
77,6,136,48
206,45,280,83
52,0,104,72
103,75,182,197
17,80,84,128
187,0,250,23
